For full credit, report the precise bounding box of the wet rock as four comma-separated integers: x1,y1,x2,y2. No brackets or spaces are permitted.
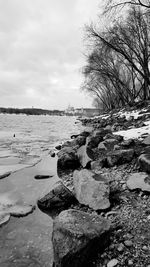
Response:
73,169,110,210
57,147,79,169
52,209,111,267
139,153,150,173
107,259,119,267
55,145,62,150
38,181,77,210
34,174,53,179
0,172,11,179
77,145,93,168
49,150,55,157
106,149,134,167
127,172,150,192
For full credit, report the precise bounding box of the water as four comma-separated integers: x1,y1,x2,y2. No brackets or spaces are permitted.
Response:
0,114,83,267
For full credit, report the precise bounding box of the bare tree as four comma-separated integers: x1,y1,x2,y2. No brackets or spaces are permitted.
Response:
82,7,150,110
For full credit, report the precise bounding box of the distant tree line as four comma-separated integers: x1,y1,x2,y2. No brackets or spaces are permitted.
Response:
82,2,150,111
0,107,64,116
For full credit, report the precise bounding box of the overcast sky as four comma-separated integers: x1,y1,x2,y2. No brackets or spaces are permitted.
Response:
0,0,102,110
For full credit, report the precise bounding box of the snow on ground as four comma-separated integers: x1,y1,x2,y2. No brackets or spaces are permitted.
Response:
114,120,150,140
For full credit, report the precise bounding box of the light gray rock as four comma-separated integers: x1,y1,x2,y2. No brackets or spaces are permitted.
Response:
77,145,92,168
107,259,119,267
38,181,77,210
139,153,150,173
142,135,150,145
73,169,110,210
52,209,111,267
127,172,150,192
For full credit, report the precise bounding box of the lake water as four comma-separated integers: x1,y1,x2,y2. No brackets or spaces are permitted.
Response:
0,114,84,267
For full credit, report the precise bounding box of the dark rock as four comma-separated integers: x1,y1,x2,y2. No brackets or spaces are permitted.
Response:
52,209,111,267
103,138,118,150
57,147,79,169
34,174,53,180
121,139,135,148
91,157,107,171
37,181,77,210
55,145,62,150
127,172,150,192
106,149,134,167
0,172,11,179
49,150,55,157
73,169,110,210
139,153,150,173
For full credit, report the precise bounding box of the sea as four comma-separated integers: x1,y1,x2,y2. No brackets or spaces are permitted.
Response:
0,114,84,267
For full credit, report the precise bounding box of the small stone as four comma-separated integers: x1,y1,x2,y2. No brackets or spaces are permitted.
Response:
142,245,148,251
128,260,133,265
117,243,124,252
107,259,119,267
124,240,133,247
147,215,150,220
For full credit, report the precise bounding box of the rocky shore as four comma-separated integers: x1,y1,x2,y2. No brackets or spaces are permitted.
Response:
38,103,150,267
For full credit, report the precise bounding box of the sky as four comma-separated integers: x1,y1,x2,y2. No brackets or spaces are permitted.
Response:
0,0,102,110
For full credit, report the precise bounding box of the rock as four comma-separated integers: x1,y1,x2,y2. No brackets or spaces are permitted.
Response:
124,240,133,247
117,243,124,252
0,172,11,179
0,212,10,227
107,259,119,267
127,172,150,192
55,145,62,150
49,150,55,157
37,181,77,210
106,149,134,167
98,142,107,151
34,174,53,179
103,139,118,150
52,209,111,267
77,145,93,168
73,169,110,210
121,139,135,148
57,147,79,169
91,158,107,171
139,153,150,173
87,129,112,149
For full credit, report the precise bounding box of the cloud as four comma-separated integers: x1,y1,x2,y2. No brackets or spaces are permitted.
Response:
0,0,101,109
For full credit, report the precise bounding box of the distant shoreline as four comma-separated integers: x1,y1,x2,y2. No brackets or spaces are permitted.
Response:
0,107,64,116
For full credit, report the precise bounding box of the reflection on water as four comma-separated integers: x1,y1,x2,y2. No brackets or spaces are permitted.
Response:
0,115,83,267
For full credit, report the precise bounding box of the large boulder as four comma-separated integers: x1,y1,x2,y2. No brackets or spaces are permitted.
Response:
73,169,110,210
138,153,150,173
127,172,150,192
37,181,77,210
52,209,111,267
57,147,80,169
106,149,134,167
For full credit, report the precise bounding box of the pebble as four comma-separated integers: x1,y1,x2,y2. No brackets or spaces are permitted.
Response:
128,260,133,265
142,245,148,251
147,215,150,220
107,259,119,267
117,243,124,252
124,240,133,247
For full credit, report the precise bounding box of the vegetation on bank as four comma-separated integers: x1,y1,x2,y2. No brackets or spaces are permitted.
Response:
82,0,150,111
0,107,64,116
